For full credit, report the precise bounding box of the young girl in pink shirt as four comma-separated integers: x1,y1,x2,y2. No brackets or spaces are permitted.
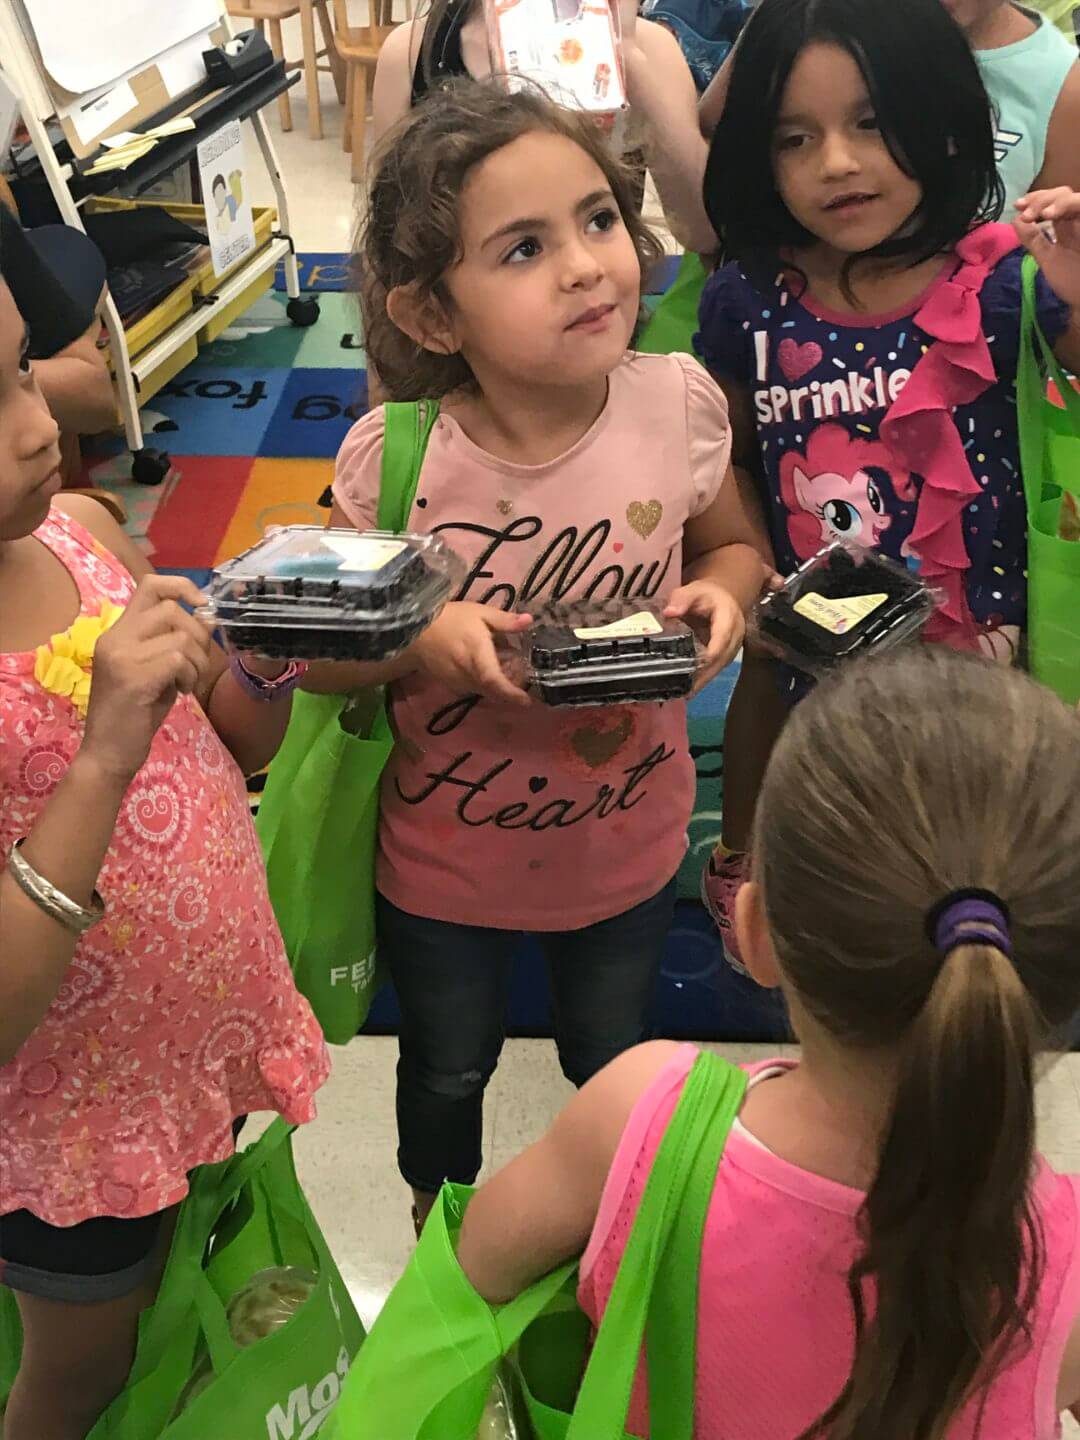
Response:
0,232,329,1437
457,647,1080,1438
321,81,767,1228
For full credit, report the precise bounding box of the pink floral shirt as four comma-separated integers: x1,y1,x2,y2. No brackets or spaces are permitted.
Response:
0,509,329,1227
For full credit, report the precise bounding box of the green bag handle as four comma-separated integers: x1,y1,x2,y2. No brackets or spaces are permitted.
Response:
1019,255,1080,519
187,1170,345,1380
127,1120,296,1384
566,1053,747,1440
645,1055,742,1436
377,400,441,533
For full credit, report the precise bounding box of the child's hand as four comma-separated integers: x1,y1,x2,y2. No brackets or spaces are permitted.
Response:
665,580,745,693
82,575,214,785
1015,188,1080,308
411,602,533,707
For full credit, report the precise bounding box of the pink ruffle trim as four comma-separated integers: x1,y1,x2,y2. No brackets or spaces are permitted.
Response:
880,223,1021,648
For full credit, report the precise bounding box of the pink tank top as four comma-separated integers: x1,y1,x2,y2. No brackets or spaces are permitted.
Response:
0,509,329,1228
578,1045,1080,1438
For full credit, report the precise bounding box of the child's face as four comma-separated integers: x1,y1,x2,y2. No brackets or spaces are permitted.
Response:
440,131,641,391
0,281,63,542
772,43,923,258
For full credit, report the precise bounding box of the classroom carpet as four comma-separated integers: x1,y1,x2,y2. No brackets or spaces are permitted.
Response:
81,254,785,1041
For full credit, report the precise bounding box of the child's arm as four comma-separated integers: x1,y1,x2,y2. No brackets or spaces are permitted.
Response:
0,572,213,1064
58,495,295,776
664,373,774,687
35,314,116,435
1034,66,1080,194
1015,188,1080,373
457,1041,683,1302
667,466,769,687
621,12,716,255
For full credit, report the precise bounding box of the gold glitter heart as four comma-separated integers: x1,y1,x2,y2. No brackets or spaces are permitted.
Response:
570,715,633,768
627,499,662,539
496,498,513,515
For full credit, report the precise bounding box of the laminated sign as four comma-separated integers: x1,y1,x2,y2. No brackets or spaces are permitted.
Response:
197,120,256,277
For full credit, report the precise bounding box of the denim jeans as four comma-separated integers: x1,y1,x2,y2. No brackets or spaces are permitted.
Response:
376,877,678,1193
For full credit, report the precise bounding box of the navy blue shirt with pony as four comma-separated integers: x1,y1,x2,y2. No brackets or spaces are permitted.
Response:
696,225,1068,659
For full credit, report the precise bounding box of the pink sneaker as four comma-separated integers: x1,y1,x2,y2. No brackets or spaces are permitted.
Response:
701,848,749,975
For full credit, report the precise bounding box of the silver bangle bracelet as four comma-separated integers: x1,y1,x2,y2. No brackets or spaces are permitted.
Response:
7,838,105,935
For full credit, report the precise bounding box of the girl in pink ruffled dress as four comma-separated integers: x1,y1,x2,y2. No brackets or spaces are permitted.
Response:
0,231,329,1439
696,0,1080,971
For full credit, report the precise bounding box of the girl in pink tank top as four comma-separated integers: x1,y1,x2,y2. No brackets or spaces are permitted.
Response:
457,648,1080,1438
0,258,328,1438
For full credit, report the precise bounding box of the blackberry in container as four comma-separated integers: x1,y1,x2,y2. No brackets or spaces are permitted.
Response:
522,600,700,707
753,542,936,673
198,526,465,662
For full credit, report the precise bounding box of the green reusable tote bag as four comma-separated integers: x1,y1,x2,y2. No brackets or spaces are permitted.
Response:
1,1120,363,1439
637,252,708,359
256,401,440,1042
1017,254,1080,705
324,1051,747,1440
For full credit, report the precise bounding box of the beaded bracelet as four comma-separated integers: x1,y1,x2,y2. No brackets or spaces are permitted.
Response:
228,655,309,702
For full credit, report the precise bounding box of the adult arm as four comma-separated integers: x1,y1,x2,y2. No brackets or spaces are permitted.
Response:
372,20,421,147
624,19,715,254
698,43,736,138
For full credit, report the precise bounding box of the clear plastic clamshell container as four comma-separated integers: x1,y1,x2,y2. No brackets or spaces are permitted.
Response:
521,600,700,707
198,526,464,662
753,542,936,673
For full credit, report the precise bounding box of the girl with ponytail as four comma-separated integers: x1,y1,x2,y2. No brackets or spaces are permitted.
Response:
454,647,1080,1438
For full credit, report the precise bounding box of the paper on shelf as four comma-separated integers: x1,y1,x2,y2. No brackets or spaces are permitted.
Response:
67,80,137,146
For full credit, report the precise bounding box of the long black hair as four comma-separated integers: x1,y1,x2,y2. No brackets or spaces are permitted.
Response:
704,0,1004,288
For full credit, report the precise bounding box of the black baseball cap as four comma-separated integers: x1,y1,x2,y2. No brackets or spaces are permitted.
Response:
0,204,106,358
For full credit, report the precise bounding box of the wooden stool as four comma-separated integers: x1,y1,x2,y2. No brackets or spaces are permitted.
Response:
227,0,347,139
331,0,400,180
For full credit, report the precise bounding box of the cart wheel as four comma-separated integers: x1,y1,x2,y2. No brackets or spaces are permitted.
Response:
131,449,172,486
287,296,320,328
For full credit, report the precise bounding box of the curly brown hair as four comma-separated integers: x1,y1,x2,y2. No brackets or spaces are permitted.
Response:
356,80,664,402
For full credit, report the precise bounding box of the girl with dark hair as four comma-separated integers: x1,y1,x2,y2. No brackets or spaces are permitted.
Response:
696,0,1080,969
313,82,768,1232
456,646,1080,1439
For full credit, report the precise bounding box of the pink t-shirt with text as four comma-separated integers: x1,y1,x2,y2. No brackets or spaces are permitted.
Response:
332,353,731,930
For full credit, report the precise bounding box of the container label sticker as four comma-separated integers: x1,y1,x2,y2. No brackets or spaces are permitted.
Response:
574,612,663,641
322,536,408,572
793,591,887,634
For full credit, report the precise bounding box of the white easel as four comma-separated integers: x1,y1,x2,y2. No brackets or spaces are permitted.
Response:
0,0,313,484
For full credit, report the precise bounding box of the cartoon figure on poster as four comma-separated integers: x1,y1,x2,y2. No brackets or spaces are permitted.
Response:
211,170,245,233
198,120,257,277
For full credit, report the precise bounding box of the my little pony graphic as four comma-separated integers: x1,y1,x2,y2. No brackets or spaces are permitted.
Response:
779,425,917,560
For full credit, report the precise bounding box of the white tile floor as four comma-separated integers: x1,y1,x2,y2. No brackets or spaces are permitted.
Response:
246,65,1080,1429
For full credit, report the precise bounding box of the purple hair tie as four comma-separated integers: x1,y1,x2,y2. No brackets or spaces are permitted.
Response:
925,888,1013,960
